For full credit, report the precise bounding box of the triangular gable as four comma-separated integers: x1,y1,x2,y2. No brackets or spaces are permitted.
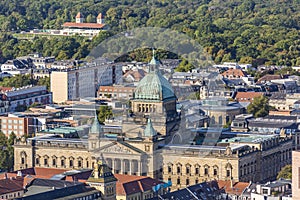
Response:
99,141,144,155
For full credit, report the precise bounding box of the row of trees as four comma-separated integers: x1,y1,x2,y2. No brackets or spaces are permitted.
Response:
0,0,299,67
0,132,16,171
0,74,50,90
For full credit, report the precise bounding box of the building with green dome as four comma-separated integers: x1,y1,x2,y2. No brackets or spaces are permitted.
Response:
122,52,180,138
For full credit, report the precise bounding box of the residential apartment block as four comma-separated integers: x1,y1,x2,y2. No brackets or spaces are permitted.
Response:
51,62,122,103
97,85,135,100
1,85,52,112
0,114,35,137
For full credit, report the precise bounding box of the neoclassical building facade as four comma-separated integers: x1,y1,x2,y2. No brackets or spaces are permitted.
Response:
13,55,293,190
162,134,292,190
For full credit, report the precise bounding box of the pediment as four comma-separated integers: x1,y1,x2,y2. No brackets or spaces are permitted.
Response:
99,141,144,155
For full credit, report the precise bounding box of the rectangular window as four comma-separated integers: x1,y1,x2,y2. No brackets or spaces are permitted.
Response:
204,168,208,175
262,189,268,194
52,159,56,166
61,159,65,167
186,167,190,174
226,170,231,177
44,159,48,165
214,169,218,176
168,166,172,173
195,167,199,175
177,166,181,174
186,179,190,186
177,178,180,185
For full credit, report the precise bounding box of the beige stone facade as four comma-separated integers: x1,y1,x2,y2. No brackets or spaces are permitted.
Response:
292,151,300,200
162,135,293,190
14,135,292,191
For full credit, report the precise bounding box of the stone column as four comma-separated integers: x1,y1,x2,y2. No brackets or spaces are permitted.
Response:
139,160,143,176
121,159,124,174
128,160,131,175
112,159,115,172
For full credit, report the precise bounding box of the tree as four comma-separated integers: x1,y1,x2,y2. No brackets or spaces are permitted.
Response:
247,96,270,118
97,106,113,124
7,132,16,171
37,76,50,90
277,165,292,180
0,131,15,171
175,59,194,72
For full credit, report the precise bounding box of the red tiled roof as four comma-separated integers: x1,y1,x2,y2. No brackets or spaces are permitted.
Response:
217,180,249,196
256,74,283,84
63,22,105,29
0,177,24,195
34,167,67,179
235,92,263,102
0,167,68,180
0,86,13,92
114,174,163,196
222,69,247,78
123,69,147,81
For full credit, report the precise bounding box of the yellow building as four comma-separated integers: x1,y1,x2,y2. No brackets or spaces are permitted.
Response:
14,54,292,191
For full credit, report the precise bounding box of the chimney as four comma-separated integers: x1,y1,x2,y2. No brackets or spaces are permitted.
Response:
17,171,23,177
230,178,233,188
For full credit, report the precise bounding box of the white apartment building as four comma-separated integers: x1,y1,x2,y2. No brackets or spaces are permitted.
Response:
3,85,52,112
51,62,122,103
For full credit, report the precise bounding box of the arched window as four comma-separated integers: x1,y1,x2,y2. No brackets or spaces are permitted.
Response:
69,157,74,168
60,156,66,167
195,164,200,175
204,164,209,175
176,163,182,174
52,156,57,166
20,151,27,165
77,157,83,168
186,164,191,175
35,156,40,165
213,165,219,176
167,163,173,174
218,116,223,125
225,163,233,178
43,155,49,166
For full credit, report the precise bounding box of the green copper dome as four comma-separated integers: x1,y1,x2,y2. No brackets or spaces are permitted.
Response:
134,71,176,101
134,50,176,101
